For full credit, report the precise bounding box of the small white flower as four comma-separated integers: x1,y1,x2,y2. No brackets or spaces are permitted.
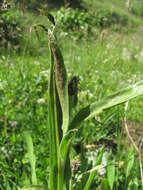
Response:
11,121,17,127
1,147,8,155
34,61,41,65
40,70,49,77
98,168,106,176
37,98,45,105
102,153,107,166
98,152,107,176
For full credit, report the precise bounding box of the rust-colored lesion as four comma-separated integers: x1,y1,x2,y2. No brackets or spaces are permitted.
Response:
48,31,67,101
53,49,64,90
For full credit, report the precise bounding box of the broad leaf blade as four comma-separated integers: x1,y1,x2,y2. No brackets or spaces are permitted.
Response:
70,81,143,129
48,30,69,134
48,47,60,190
33,24,62,190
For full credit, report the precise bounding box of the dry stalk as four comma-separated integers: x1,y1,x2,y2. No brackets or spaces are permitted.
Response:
126,0,131,11
124,102,143,187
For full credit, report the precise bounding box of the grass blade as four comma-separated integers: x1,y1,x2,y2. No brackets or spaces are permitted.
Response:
125,147,134,178
102,179,110,190
107,160,115,190
83,148,104,190
70,81,143,129
78,165,104,190
20,185,46,190
126,155,134,179
83,170,97,190
23,131,37,185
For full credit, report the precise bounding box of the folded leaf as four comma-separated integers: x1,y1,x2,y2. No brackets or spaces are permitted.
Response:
48,30,69,134
48,47,60,190
60,129,77,160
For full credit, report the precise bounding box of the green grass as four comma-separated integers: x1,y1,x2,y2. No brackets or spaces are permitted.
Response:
1,29,143,189
1,0,143,189
83,0,143,26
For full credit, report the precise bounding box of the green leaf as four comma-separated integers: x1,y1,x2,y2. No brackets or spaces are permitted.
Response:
60,129,77,160
20,185,47,190
107,160,115,190
60,129,77,190
81,148,104,190
102,179,110,190
48,30,69,134
48,45,60,190
23,131,37,185
95,147,104,166
83,172,96,190
33,24,62,189
78,165,104,190
125,146,134,178
39,9,55,26
70,81,143,129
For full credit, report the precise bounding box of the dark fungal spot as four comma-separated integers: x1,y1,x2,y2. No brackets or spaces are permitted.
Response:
68,76,79,96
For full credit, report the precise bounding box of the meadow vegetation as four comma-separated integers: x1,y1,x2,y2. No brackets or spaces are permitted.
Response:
1,0,143,189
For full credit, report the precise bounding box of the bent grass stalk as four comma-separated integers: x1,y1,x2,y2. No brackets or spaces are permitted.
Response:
21,12,143,190
124,102,143,188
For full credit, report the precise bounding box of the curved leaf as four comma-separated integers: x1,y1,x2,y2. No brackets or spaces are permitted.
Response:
70,81,143,129
39,9,55,26
60,129,77,160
